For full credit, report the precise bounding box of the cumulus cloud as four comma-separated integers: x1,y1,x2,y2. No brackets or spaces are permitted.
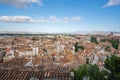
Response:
49,16,59,23
63,16,81,23
0,16,48,23
0,16,81,23
103,0,120,8
71,16,81,21
0,0,42,8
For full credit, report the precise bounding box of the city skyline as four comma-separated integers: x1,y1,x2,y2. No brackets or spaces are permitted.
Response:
0,0,120,33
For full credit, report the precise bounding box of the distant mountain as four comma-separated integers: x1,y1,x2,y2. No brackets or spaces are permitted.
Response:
72,31,120,35
0,31,68,35
0,31,42,34
0,31,120,36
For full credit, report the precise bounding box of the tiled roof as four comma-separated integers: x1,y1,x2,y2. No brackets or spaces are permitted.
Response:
0,70,72,80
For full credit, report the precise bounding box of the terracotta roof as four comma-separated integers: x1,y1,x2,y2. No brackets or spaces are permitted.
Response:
6,48,11,52
0,70,72,80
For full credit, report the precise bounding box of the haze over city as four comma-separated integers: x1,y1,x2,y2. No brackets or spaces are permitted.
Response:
0,0,120,33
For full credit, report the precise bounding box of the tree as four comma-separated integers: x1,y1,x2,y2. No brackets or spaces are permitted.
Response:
88,64,106,80
90,36,98,44
43,48,47,53
108,38,119,49
101,39,107,42
111,39,119,49
71,59,106,80
78,45,84,50
105,46,111,52
75,42,79,52
74,42,84,52
104,55,120,80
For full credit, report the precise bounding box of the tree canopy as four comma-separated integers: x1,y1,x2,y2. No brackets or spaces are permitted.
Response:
104,46,111,52
71,58,106,80
90,36,98,44
108,38,119,49
104,55,120,80
74,42,84,52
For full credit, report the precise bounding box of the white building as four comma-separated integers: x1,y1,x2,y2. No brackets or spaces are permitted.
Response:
72,46,76,55
24,61,33,67
57,45,65,53
92,54,99,64
33,47,38,56
18,51,32,57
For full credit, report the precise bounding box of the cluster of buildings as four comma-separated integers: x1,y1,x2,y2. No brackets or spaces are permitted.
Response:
0,33,120,72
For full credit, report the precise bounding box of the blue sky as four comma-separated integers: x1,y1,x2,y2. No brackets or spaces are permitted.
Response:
0,0,120,33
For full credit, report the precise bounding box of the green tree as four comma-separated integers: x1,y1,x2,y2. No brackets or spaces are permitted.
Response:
74,42,84,52
90,36,98,44
75,42,79,52
112,39,119,49
78,45,84,50
104,55,120,80
105,46,111,52
108,38,119,49
72,59,106,80
101,39,107,42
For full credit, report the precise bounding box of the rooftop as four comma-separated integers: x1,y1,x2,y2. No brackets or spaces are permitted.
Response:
0,70,71,80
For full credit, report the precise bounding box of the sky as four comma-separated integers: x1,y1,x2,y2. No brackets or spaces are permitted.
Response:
0,0,120,33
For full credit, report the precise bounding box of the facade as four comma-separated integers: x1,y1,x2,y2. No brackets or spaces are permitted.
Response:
33,47,39,56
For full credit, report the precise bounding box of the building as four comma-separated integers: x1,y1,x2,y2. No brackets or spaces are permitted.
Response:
33,47,39,56
0,52,6,63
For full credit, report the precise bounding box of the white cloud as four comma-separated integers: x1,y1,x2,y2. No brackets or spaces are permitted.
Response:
49,16,59,23
0,16,46,23
63,17,70,23
63,16,81,23
103,0,120,8
0,16,31,23
0,0,43,8
71,16,81,21
0,16,81,23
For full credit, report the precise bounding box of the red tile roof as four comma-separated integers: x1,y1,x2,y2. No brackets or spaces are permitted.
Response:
6,48,11,52
0,70,72,80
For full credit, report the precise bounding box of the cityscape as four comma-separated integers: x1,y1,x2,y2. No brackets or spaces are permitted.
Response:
0,0,120,80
